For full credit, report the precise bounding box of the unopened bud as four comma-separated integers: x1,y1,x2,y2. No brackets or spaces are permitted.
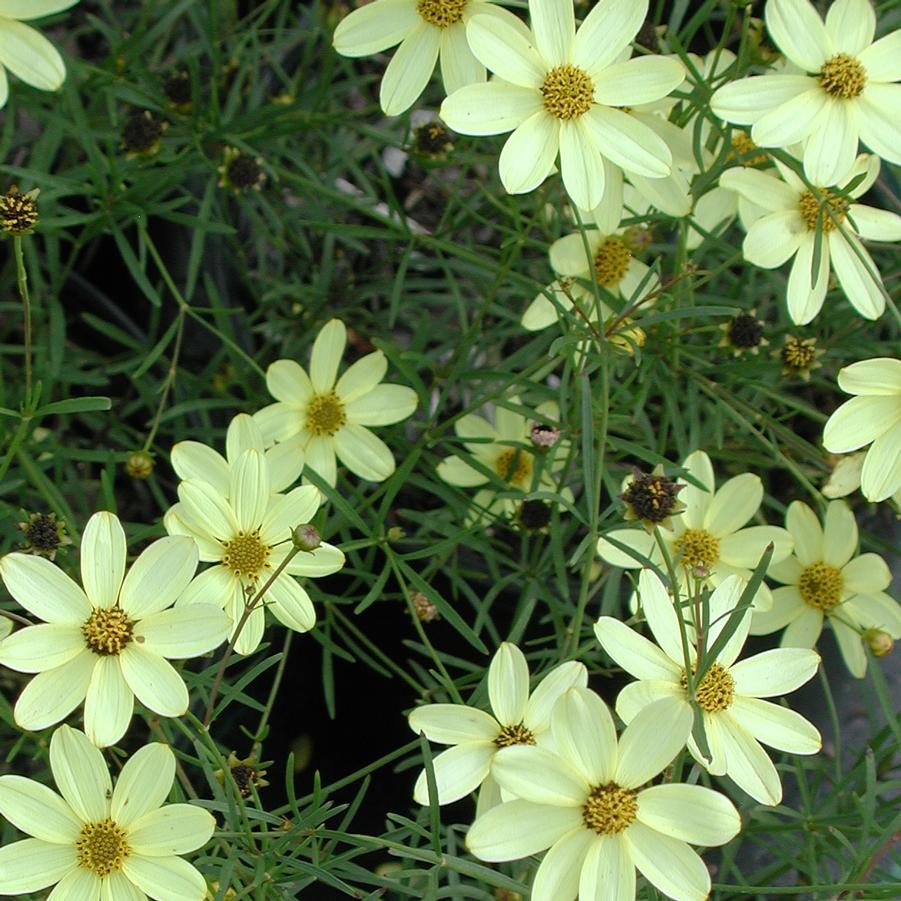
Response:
865,629,893,658
292,523,321,551
530,422,560,448
410,591,439,623
387,526,405,542
125,450,154,480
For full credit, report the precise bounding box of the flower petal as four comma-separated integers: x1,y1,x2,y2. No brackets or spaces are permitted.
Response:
134,604,230,659
177,479,238,542
84,656,134,748
229,449,270,532
49,724,110,822
824,0,875,56
593,56,684,107
170,441,228,496
858,30,901,81
265,574,316,633
380,23,440,116
533,829,598,901
466,10,544,88
550,687,617,785
716,714,782,804
488,642,529,725
111,742,174,827
765,0,831,70
786,235,829,325
860,421,901,502
266,359,313,406
579,835,634,901
81,512,127,610
742,211,805,268
119,645,188,717
128,804,216,856
310,319,346,393
0,623,83,673
439,25,484,94
408,703,500,744
857,84,901,164
712,74,814,125
412,742,494,805
615,698,693,788
636,783,740,846
332,0,418,57
821,500,857,567
729,695,821,754
0,18,65,90
594,616,681,681
584,105,671,177
573,0,646,74
730,647,820,697
626,822,712,899
0,552,91,624
782,605,824,648
559,118,605,210
119,536,198,619
523,660,588,731
121,853,208,901
334,423,397,481
786,500,823,566
440,80,542,135
466,799,582,860
498,111,559,194
841,553,892,594
705,473,762,537
828,231,885,320
751,88,829,149
345,383,417,426
803,99,859,187
492,745,587,806
14,652,95,732
0,838,76,894
0,775,81,843
823,395,900,452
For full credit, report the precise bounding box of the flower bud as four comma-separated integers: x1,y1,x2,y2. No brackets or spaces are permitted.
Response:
292,523,321,551
125,450,154,480
864,629,893,658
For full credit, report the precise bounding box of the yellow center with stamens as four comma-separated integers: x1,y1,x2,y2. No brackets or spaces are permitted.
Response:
494,722,536,748
799,189,848,232
76,819,130,877
674,528,720,570
222,530,270,579
594,237,632,287
82,607,134,655
729,132,769,166
305,391,347,437
416,0,467,27
680,662,735,712
541,65,594,120
494,448,534,487
582,783,637,834
819,53,867,99
798,561,843,612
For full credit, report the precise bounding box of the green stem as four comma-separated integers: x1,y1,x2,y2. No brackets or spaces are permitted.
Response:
13,236,33,407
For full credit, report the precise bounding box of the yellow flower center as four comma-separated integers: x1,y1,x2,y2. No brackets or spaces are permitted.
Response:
305,391,347,437
582,782,637,834
728,132,768,167
222,530,271,579
799,189,848,232
674,528,720,571
494,448,534,487
680,662,735,713
82,607,135,656
76,818,130,877
541,65,594,120
798,561,843,612
416,0,467,27
494,722,536,748
819,53,867,99
594,237,632,287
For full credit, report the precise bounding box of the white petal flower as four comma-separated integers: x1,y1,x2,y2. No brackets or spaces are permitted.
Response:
467,689,741,901
254,319,417,486
595,571,821,805
711,0,901,185
0,725,214,899
166,449,346,655
597,449,793,611
333,0,503,116
436,397,570,524
823,357,901,502
408,642,587,806
754,500,901,676
439,0,684,209
0,512,230,748
720,154,899,324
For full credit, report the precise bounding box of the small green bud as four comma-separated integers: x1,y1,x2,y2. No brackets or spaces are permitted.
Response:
292,524,321,551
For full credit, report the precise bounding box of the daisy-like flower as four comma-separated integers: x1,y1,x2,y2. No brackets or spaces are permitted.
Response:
467,689,741,901
408,642,586,811
0,1,78,109
823,357,901,502
596,571,822,805
720,154,901,324
171,413,304,497
332,0,505,116
753,501,901,677
597,450,793,611
439,0,684,210
165,449,345,656
0,512,229,748
522,224,658,335
254,319,418,487
711,0,901,186
436,398,569,523
0,724,214,899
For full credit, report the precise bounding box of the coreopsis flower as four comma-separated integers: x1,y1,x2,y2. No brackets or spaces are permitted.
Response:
436,398,570,523
711,0,901,186
719,310,768,356
595,571,821,805
254,319,418,486
522,225,658,334
0,512,229,748
439,0,684,210
0,1,77,108
619,467,685,531
165,449,345,655
408,643,586,810
721,154,901,324
752,500,901,677
823,357,901,502
16,510,71,560
467,689,741,901
778,334,825,381
171,413,304,497
597,450,793,611
0,725,214,899
332,0,503,116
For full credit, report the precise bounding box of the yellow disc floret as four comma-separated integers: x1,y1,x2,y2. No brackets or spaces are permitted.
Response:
541,65,594,120
76,819,130,877
799,189,848,232
222,530,270,579
416,0,467,27
681,662,735,712
494,722,536,748
582,782,637,834
594,237,632,287
306,391,347,437
82,607,135,656
675,528,720,571
798,561,843,612
819,53,867,99
494,448,534,487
